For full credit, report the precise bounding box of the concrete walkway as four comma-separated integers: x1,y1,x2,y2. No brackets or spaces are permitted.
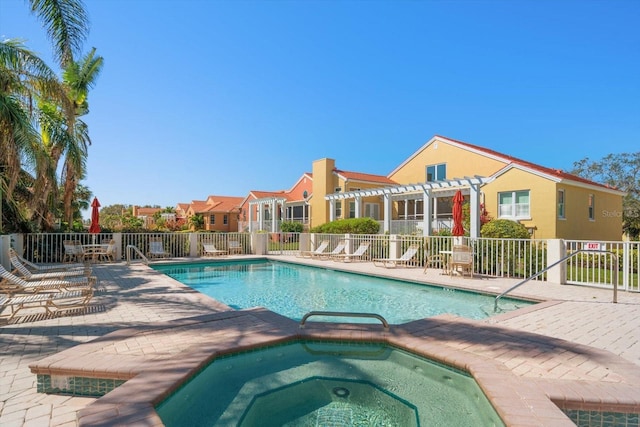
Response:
0,257,638,426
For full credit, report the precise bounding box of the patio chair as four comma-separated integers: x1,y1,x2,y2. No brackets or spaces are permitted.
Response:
332,241,371,262
0,288,94,322
297,240,329,258
63,240,82,263
373,244,420,268
202,243,227,257
316,240,347,260
228,240,243,255
450,245,473,277
0,264,97,297
148,238,170,258
9,248,91,281
9,248,86,272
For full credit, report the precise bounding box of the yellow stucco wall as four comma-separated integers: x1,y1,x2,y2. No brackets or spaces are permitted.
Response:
483,168,623,240
557,184,623,240
310,158,335,228
482,168,557,239
388,140,507,184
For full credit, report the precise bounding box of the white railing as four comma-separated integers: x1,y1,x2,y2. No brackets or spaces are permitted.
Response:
565,240,639,292
4,233,638,292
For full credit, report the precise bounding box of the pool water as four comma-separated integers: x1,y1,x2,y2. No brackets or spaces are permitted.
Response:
155,341,505,427
153,260,532,323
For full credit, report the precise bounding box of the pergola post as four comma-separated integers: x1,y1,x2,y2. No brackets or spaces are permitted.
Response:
422,190,432,236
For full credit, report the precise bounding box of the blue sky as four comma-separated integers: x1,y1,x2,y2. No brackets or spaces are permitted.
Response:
2,0,639,218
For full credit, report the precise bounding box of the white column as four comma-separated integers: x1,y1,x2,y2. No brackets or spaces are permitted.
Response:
354,196,361,218
469,185,481,238
383,194,392,233
423,190,432,236
329,200,336,221
248,203,254,232
271,199,277,232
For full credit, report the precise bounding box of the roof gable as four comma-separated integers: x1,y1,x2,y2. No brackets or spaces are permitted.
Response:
391,135,616,192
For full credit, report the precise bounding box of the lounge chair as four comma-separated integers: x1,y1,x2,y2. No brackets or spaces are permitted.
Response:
228,240,243,255
202,243,227,257
148,239,170,258
332,241,371,262
297,240,330,258
0,288,94,322
373,244,420,268
9,248,91,281
9,248,86,272
0,264,97,297
316,240,347,260
450,245,474,277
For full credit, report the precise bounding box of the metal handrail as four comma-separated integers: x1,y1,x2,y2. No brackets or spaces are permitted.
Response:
126,244,149,265
494,249,618,311
299,311,390,330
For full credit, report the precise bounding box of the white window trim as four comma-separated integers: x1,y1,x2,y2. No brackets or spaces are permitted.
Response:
498,190,531,220
558,189,565,220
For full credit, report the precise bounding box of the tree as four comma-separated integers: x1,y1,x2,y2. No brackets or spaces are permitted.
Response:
190,214,205,231
1,0,98,231
572,152,640,239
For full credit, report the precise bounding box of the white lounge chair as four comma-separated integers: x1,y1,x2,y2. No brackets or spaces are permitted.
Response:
297,240,330,258
373,245,420,268
0,264,96,297
148,239,170,258
9,248,86,272
316,241,347,260
202,243,227,257
228,240,243,255
9,248,90,281
332,241,370,262
0,288,94,322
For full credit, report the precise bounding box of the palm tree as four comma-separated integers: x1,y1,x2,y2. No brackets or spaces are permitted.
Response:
61,48,103,228
0,0,95,231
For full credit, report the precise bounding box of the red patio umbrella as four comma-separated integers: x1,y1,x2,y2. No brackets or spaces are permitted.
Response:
89,197,101,234
452,190,465,236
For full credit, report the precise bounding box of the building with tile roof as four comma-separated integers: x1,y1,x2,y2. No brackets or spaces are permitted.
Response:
183,195,244,232
326,135,625,239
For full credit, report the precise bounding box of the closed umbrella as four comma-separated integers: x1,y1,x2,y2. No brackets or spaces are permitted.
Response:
452,190,465,236
89,197,101,234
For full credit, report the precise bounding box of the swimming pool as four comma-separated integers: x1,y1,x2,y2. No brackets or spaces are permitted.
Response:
155,341,505,427
153,260,532,323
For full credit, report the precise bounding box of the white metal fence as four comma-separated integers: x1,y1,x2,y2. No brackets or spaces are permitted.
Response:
2,232,637,292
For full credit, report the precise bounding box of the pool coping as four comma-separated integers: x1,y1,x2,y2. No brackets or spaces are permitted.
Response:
30,306,640,426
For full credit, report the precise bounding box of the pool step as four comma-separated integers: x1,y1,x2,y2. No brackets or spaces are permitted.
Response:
316,405,353,427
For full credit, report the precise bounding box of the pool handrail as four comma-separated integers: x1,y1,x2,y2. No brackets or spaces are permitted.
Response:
300,311,390,330
126,244,149,265
494,248,618,311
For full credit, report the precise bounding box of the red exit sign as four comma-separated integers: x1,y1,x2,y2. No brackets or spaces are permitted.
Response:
583,242,604,251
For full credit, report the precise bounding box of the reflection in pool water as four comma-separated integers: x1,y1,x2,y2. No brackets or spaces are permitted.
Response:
153,260,532,323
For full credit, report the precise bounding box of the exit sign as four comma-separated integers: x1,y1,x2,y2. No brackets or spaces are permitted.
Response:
583,242,604,251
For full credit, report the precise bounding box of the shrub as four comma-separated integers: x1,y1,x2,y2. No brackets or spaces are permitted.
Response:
280,221,304,233
310,218,380,234
481,219,530,239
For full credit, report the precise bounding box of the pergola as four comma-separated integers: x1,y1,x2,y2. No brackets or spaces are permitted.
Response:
325,176,492,237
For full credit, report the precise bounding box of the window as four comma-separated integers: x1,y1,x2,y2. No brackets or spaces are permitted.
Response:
335,187,342,193
364,203,380,220
426,164,446,182
558,190,565,219
335,201,342,218
349,202,356,218
588,194,595,220
223,214,228,225
209,214,215,225
498,190,530,219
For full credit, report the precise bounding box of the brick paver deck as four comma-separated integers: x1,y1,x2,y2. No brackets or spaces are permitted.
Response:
1,257,639,426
